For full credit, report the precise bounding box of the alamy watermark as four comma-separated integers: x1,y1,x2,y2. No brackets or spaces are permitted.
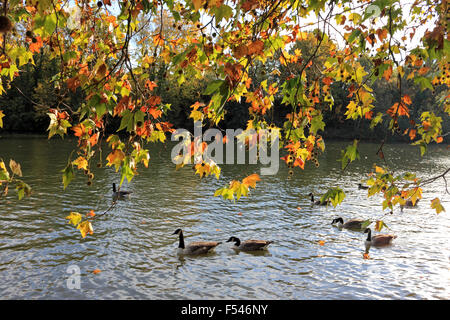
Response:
66,264,81,290
171,121,280,175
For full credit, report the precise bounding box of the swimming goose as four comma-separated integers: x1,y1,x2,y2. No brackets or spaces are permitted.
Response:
226,236,272,251
331,217,366,230
112,183,132,198
364,228,397,248
173,229,221,255
308,193,330,206
358,183,369,190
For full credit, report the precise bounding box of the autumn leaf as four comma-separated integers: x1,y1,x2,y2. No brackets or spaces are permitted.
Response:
29,36,43,53
318,240,325,246
0,110,4,128
72,156,88,170
242,173,261,188
86,210,96,218
363,253,370,259
77,220,94,238
145,80,158,91
431,198,445,214
92,269,102,274
375,220,388,232
9,159,22,177
66,212,82,226
247,40,264,56
106,149,125,171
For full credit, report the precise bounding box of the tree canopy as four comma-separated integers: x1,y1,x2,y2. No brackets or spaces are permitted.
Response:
0,0,448,237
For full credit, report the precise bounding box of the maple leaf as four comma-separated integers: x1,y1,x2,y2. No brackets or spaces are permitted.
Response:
77,220,94,238
242,173,261,189
431,198,445,214
145,80,157,91
148,107,162,119
106,149,125,171
66,212,82,226
0,110,4,128
86,210,96,218
72,156,88,170
89,133,99,147
247,40,264,56
72,124,86,137
29,36,43,53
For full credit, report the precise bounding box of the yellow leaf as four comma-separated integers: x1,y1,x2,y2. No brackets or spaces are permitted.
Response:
77,221,94,238
72,156,88,170
66,212,82,226
431,198,445,214
0,110,4,128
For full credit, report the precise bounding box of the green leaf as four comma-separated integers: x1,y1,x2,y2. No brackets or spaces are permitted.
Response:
61,163,74,190
204,80,224,95
215,4,233,22
310,114,325,134
321,187,346,207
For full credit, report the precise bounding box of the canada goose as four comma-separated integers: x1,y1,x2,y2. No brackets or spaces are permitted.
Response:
358,183,369,190
112,183,132,198
331,217,366,230
364,228,397,248
226,236,272,251
308,193,330,206
173,229,221,255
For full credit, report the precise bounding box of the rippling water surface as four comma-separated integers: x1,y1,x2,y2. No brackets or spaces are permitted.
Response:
0,136,449,299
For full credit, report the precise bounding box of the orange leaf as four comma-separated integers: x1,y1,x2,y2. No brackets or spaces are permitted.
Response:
92,269,102,274
247,40,264,56
72,124,85,137
145,80,158,91
402,95,412,105
86,210,96,218
29,36,43,53
148,107,162,119
242,173,261,188
363,253,370,259
318,240,325,246
436,136,443,143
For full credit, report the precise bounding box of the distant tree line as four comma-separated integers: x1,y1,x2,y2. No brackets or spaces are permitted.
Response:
1,41,448,143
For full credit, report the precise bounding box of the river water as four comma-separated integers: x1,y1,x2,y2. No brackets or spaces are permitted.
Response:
0,136,448,299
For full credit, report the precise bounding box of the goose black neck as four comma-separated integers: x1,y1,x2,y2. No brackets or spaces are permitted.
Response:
366,229,372,241
178,231,185,249
113,183,117,192
310,194,314,202
234,238,241,246
337,218,344,224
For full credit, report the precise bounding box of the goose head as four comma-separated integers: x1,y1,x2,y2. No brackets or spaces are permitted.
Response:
173,228,183,235
226,236,241,245
226,236,237,243
331,217,344,226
